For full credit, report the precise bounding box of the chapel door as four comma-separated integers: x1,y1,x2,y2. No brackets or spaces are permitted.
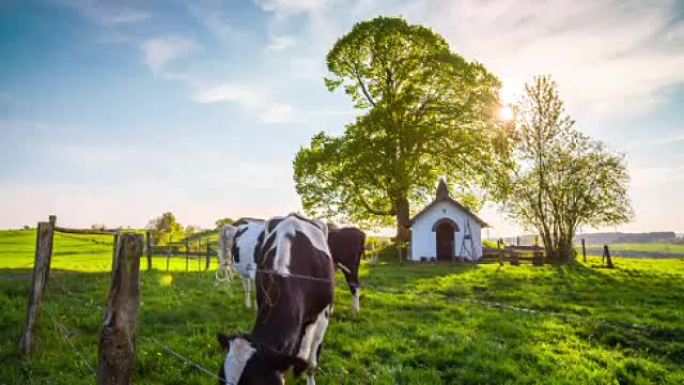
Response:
436,222,455,261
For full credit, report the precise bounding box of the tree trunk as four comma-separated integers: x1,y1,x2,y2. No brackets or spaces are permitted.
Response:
394,197,410,243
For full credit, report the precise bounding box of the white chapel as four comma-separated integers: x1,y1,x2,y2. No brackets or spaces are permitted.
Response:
408,179,488,262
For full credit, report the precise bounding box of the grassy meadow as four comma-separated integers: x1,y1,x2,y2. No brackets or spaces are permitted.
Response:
1,229,683,384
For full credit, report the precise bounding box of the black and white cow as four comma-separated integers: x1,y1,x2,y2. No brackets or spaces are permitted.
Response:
218,218,267,309
327,227,366,312
217,214,335,385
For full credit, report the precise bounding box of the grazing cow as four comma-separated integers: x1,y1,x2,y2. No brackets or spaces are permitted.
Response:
218,218,266,309
217,214,334,385
327,227,366,312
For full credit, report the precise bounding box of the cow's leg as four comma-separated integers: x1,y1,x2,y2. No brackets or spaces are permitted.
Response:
351,285,360,313
346,267,361,312
297,305,331,385
242,277,251,309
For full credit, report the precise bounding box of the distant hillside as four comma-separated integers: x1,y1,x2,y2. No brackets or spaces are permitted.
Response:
501,232,678,245
576,232,677,245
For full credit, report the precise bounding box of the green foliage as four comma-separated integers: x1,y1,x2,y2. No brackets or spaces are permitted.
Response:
146,212,185,245
214,217,235,230
1,228,683,384
294,17,507,237
500,76,632,261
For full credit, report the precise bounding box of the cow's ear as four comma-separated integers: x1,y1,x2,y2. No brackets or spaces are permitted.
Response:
216,333,232,351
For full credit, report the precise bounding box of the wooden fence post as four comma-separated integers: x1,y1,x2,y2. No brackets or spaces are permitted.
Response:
198,239,202,271
145,231,152,271
19,216,56,356
603,245,614,268
111,233,120,272
497,239,504,266
98,233,142,385
516,236,520,246
205,243,211,270
166,235,172,272
185,240,189,272
581,239,587,263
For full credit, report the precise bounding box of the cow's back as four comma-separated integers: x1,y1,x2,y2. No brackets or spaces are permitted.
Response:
328,227,366,265
251,215,335,354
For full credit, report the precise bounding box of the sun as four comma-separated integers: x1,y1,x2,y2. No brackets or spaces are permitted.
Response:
499,105,514,122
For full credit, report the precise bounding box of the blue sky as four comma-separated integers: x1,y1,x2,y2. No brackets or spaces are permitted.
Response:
1,0,683,236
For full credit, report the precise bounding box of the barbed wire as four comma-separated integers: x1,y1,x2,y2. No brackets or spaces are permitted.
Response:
142,336,222,381
43,309,97,377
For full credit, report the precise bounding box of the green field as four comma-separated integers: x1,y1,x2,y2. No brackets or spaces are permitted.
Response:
590,243,684,255
1,229,684,384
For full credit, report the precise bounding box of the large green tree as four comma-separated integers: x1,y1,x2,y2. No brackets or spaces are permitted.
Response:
502,75,632,262
294,17,506,241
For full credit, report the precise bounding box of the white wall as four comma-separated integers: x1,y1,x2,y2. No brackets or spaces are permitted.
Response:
410,201,483,261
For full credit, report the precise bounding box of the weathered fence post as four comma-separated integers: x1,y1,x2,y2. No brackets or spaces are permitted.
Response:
166,235,172,272
19,216,56,356
111,233,120,272
516,236,520,246
185,240,189,272
603,245,613,268
205,243,211,270
497,239,504,266
98,233,142,385
198,239,202,271
145,231,152,271
581,239,587,263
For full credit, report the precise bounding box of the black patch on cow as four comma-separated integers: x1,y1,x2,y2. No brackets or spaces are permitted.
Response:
266,217,284,234
253,230,265,265
232,244,240,263
231,226,249,264
235,226,249,239
328,227,366,297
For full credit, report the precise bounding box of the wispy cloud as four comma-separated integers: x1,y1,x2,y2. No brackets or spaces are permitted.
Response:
59,0,151,26
254,0,329,16
140,36,202,73
266,35,297,52
193,83,297,124
188,3,234,41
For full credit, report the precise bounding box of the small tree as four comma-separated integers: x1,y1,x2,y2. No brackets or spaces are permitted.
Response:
146,212,184,245
502,75,632,262
215,217,234,229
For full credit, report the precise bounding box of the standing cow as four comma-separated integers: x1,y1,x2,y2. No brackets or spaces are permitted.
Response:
218,218,266,309
328,227,366,312
217,214,334,385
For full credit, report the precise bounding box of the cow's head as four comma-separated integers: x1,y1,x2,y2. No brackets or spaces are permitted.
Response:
216,333,308,385
218,225,238,266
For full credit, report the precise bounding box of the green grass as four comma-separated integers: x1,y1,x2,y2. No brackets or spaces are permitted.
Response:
1,230,684,384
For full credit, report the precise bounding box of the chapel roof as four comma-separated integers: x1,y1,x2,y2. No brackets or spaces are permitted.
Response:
408,179,489,228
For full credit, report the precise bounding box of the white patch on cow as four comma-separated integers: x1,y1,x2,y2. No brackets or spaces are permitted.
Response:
223,337,256,385
234,220,265,279
264,216,330,276
352,289,360,313
297,305,331,370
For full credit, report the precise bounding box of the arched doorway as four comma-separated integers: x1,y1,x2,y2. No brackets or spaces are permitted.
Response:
433,218,458,261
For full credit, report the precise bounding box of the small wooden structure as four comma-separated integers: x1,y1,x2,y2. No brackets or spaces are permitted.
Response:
481,242,545,266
